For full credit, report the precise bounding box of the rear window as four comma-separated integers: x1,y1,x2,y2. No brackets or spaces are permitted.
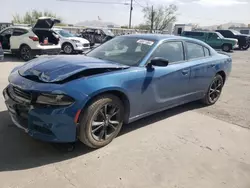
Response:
186,42,205,60
240,30,250,35
12,28,28,36
183,32,204,37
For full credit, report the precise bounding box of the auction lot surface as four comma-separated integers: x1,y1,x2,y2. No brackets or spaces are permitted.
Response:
0,51,250,188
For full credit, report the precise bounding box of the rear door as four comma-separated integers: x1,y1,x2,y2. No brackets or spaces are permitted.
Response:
10,28,29,49
184,41,216,98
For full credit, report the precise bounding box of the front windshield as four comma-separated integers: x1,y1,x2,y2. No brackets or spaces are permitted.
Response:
231,30,241,35
57,30,75,38
87,37,155,66
102,29,114,36
216,32,224,38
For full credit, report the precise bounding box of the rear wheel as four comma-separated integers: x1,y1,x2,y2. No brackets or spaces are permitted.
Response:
201,74,224,105
222,44,231,52
79,94,124,148
242,44,249,50
19,45,33,61
62,43,74,54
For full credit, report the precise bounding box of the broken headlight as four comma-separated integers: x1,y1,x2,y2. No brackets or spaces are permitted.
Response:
36,93,74,106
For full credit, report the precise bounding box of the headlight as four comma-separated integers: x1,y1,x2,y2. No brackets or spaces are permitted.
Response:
36,93,74,106
71,39,80,43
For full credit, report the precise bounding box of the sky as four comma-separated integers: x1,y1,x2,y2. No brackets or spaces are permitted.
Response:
1,0,250,26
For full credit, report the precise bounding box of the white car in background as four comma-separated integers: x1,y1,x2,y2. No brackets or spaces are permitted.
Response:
53,28,90,54
0,17,61,61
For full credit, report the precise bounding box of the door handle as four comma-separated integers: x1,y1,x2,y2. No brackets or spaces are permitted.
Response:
181,69,189,75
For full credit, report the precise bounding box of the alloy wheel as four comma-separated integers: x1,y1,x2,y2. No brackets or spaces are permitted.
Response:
20,46,31,61
208,77,223,103
91,104,121,141
64,44,73,54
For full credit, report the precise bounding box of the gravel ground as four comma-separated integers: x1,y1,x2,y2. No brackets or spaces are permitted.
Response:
194,50,250,129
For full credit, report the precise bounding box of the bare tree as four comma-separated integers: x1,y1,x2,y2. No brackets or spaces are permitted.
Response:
143,4,177,32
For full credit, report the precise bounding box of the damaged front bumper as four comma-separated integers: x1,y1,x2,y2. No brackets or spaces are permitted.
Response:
3,85,81,143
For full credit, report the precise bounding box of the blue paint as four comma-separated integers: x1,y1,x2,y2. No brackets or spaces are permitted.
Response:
3,34,232,143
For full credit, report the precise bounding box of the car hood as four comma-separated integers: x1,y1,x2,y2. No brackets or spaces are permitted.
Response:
67,37,89,44
224,37,238,42
18,55,129,83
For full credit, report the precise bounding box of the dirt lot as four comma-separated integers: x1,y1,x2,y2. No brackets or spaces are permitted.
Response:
0,52,250,188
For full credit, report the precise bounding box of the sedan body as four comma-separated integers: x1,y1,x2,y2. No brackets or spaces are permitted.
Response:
3,34,232,148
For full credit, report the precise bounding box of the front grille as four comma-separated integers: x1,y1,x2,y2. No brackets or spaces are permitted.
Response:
8,85,32,102
83,43,90,47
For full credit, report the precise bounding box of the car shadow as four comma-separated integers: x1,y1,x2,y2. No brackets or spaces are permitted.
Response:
0,54,23,63
0,101,205,172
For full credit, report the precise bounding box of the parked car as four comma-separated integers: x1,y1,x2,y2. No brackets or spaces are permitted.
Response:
0,17,61,61
80,28,115,46
3,34,232,148
53,28,90,54
0,42,3,61
216,29,250,50
181,31,238,52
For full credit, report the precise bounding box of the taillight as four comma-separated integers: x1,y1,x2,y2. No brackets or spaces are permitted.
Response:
29,36,39,41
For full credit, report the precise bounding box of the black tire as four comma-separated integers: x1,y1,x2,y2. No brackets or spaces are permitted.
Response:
79,94,124,148
19,45,33,61
201,74,224,105
62,43,74,54
242,44,249,50
222,44,231,52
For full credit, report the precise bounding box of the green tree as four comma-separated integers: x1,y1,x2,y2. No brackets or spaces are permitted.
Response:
142,4,177,32
12,10,63,25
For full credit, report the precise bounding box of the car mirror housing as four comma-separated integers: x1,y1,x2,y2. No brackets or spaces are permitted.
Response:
147,57,169,68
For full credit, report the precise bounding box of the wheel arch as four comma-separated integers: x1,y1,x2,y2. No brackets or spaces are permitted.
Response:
216,70,226,84
19,43,31,50
80,89,131,124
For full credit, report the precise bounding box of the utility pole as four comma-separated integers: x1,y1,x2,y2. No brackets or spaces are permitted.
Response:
150,5,154,33
129,0,133,29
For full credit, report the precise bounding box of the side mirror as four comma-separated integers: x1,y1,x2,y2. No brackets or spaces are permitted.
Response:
147,57,169,68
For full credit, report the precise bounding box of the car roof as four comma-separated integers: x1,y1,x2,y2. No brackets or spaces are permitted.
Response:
4,26,30,30
122,34,184,41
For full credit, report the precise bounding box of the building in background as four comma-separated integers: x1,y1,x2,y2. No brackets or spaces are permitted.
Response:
173,24,192,35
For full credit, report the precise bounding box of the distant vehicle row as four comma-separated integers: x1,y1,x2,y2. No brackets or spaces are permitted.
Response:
0,17,92,61
182,30,250,52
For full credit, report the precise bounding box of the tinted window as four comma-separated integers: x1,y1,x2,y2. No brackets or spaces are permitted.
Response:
87,37,155,66
240,30,250,35
151,42,184,63
184,32,204,37
186,42,205,59
204,47,210,56
0,28,13,36
12,28,28,36
208,33,218,39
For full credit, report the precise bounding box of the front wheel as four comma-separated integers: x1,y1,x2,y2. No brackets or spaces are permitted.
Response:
79,94,124,148
62,43,74,54
201,74,224,105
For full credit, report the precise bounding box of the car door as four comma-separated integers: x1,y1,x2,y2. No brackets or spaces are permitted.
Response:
184,41,216,98
206,33,221,49
143,41,192,111
10,28,29,50
0,28,13,50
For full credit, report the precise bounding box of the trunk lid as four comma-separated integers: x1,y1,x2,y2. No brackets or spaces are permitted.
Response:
18,55,129,83
33,17,61,29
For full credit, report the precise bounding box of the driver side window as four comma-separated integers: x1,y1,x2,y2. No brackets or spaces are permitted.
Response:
150,41,184,63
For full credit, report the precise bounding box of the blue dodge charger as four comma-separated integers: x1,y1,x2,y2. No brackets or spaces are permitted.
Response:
3,34,232,148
